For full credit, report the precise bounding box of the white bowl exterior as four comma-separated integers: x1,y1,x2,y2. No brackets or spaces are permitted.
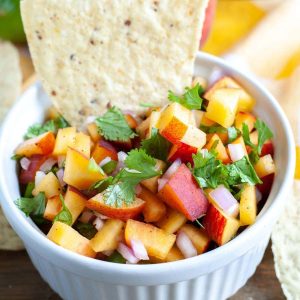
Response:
0,52,295,300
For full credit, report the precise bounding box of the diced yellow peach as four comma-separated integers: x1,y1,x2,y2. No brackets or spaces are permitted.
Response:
157,103,190,144
250,131,258,145
137,187,166,223
125,219,176,260
87,123,101,143
32,172,61,198
74,132,91,158
136,111,161,139
235,112,256,132
156,208,187,234
240,185,257,226
180,125,206,150
15,132,55,157
124,114,138,129
180,224,210,254
201,113,216,126
47,221,96,258
141,159,166,193
205,88,240,128
136,117,150,139
53,127,77,156
254,154,275,178
90,219,124,252
65,187,87,225
150,245,184,263
63,148,106,190
205,134,230,163
91,140,118,164
231,136,248,157
44,195,62,221
204,76,255,112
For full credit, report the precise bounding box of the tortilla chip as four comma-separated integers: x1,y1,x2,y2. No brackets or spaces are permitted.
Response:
0,41,22,120
21,0,208,127
0,41,23,250
272,181,300,299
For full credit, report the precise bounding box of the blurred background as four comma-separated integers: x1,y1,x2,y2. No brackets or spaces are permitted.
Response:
1,0,299,299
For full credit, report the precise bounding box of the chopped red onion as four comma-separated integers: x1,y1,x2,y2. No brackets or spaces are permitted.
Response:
130,239,149,260
255,187,262,203
57,156,66,168
40,157,57,172
118,151,128,162
93,217,104,231
117,243,139,264
20,157,31,170
112,151,128,175
176,231,197,258
228,143,245,162
35,171,46,187
79,210,94,223
56,169,66,186
209,185,239,218
99,157,112,167
163,159,181,180
158,178,168,192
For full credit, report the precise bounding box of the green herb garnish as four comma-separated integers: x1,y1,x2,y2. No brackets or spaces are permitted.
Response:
227,126,240,143
24,182,35,198
141,128,171,161
168,84,204,110
95,107,136,142
102,160,118,174
74,222,97,239
53,194,72,226
11,154,23,161
107,251,126,264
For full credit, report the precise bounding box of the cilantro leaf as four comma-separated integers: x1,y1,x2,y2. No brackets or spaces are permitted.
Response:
255,119,273,154
24,115,69,139
90,176,114,192
95,107,136,142
88,158,105,175
102,160,118,174
24,182,35,198
168,84,204,110
74,222,97,239
227,127,240,143
200,125,227,134
102,149,160,207
53,194,72,226
141,128,171,161
107,251,126,264
15,192,46,224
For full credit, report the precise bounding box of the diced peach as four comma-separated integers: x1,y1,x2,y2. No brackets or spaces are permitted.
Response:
257,174,274,198
250,131,258,145
157,103,190,144
205,134,230,163
156,208,187,234
90,219,124,252
125,219,176,260
200,113,216,126
205,88,240,128
63,148,106,190
65,187,87,225
235,112,256,132
207,132,228,145
150,245,184,263
86,193,145,221
168,143,197,164
47,221,96,258
19,155,47,184
191,110,204,128
231,136,248,157
180,125,206,149
53,127,77,156
15,132,55,157
91,140,118,164
44,195,62,221
73,132,91,158
158,164,208,221
240,185,257,226
32,172,61,198
204,76,255,112
136,117,150,139
87,123,101,143
203,203,240,246
137,187,166,223
125,114,138,129
180,224,210,254
296,146,300,180
141,159,166,193
254,154,275,178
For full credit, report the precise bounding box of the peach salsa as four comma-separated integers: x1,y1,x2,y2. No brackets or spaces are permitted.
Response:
13,76,275,263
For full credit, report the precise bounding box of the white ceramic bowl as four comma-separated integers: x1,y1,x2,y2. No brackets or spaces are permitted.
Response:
0,52,295,300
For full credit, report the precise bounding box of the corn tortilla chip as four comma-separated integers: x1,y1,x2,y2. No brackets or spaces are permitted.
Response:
21,0,208,127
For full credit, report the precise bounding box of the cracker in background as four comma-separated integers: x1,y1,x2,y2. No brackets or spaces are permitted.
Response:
0,40,24,250
272,181,300,300
21,0,208,127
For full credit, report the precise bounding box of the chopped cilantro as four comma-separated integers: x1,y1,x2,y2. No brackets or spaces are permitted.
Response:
107,251,126,264
11,154,23,161
102,160,118,174
15,192,46,224
200,125,227,134
95,107,136,142
24,182,35,198
74,222,97,239
168,84,204,110
227,127,240,143
53,194,72,226
90,177,114,193
141,128,171,161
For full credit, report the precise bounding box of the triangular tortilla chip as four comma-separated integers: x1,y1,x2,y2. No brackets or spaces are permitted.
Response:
22,0,208,127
